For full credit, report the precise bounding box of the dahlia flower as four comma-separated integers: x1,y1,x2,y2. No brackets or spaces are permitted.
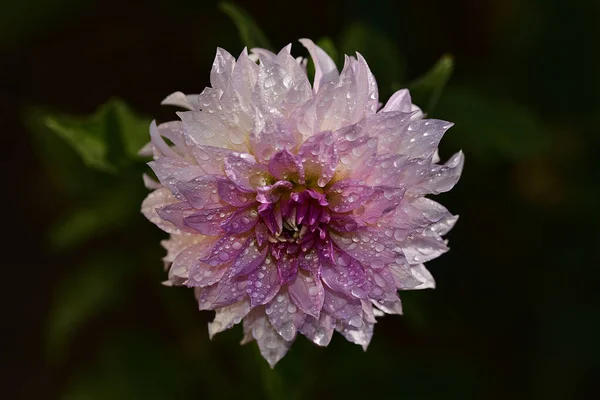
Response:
141,39,463,367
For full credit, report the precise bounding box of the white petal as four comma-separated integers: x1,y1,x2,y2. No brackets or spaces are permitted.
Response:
161,91,200,110
299,38,339,92
411,264,436,289
141,188,182,234
208,299,251,339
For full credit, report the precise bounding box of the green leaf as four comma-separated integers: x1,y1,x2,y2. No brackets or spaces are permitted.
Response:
219,2,272,50
340,22,405,98
46,254,129,363
44,99,151,173
408,54,454,114
48,180,142,250
436,85,550,160
63,334,190,400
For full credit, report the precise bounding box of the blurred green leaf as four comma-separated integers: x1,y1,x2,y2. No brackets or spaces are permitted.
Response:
408,54,454,114
46,254,129,362
219,2,272,50
44,99,150,173
340,22,405,98
49,181,143,250
437,85,550,160
63,334,190,400
27,107,110,197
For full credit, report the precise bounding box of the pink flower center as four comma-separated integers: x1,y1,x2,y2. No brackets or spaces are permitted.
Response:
258,187,330,261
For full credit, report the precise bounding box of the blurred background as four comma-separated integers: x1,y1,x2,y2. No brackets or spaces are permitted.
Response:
2,0,599,398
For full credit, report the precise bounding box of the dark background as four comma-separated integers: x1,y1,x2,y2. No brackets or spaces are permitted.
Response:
2,0,599,399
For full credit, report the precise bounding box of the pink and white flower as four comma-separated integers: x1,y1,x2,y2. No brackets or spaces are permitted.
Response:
141,39,463,367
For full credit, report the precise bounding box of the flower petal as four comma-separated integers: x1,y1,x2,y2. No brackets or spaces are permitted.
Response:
321,249,371,300
142,188,183,234
224,152,270,192
322,288,365,330
297,130,338,187
178,110,248,152
277,253,299,284
195,280,247,310
210,47,235,92
217,179,255,207
327,180,376,213
221,205,260,234
268,150,305,183
176,176,223,210
247,256,281,307
168,240,214,283
208,299,251,339
161,91,200,110
228,237,268,277
199,233,251,268
288,269,324,318
299,312,334,346
299,38,339,92
183,207,235,236
155,201,198,234
408,151,464,195
242,308,292,368
381,88,412,113
265,291,307,341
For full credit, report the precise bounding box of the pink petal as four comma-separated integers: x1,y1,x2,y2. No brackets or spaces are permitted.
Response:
221,205,260,234
224,152,270,192
288,269,324,318
208,299,251,339
277,253,299,284
176,176,223,210
178,110,248,152
401,232,449,264
242,308,292,368
265,291,307,341
297,130,338,187
299,38,339,92
298,248,321,274
408,151,464,195
217,179,255,207
327,180,376,213
155,201,198,234
255,51,312,118
199,233,251,267
322,288,365,330
249,109,298,162
148,157,204,198
228,237,268,277
255,181,293,204
183,206,235,236
161,91,200,110
381,88,413,113
247,257,281,307
321,249,371,300
195,280,247,310
333,125,377,180
187,262,229,288
268,150,305,183
187,145,232,175
210,47,235,92
299,312,334,346
168,240,215,284
142,188,184,234
330,229,398,267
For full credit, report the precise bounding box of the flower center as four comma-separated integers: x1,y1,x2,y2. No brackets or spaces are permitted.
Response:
258,187,330,260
